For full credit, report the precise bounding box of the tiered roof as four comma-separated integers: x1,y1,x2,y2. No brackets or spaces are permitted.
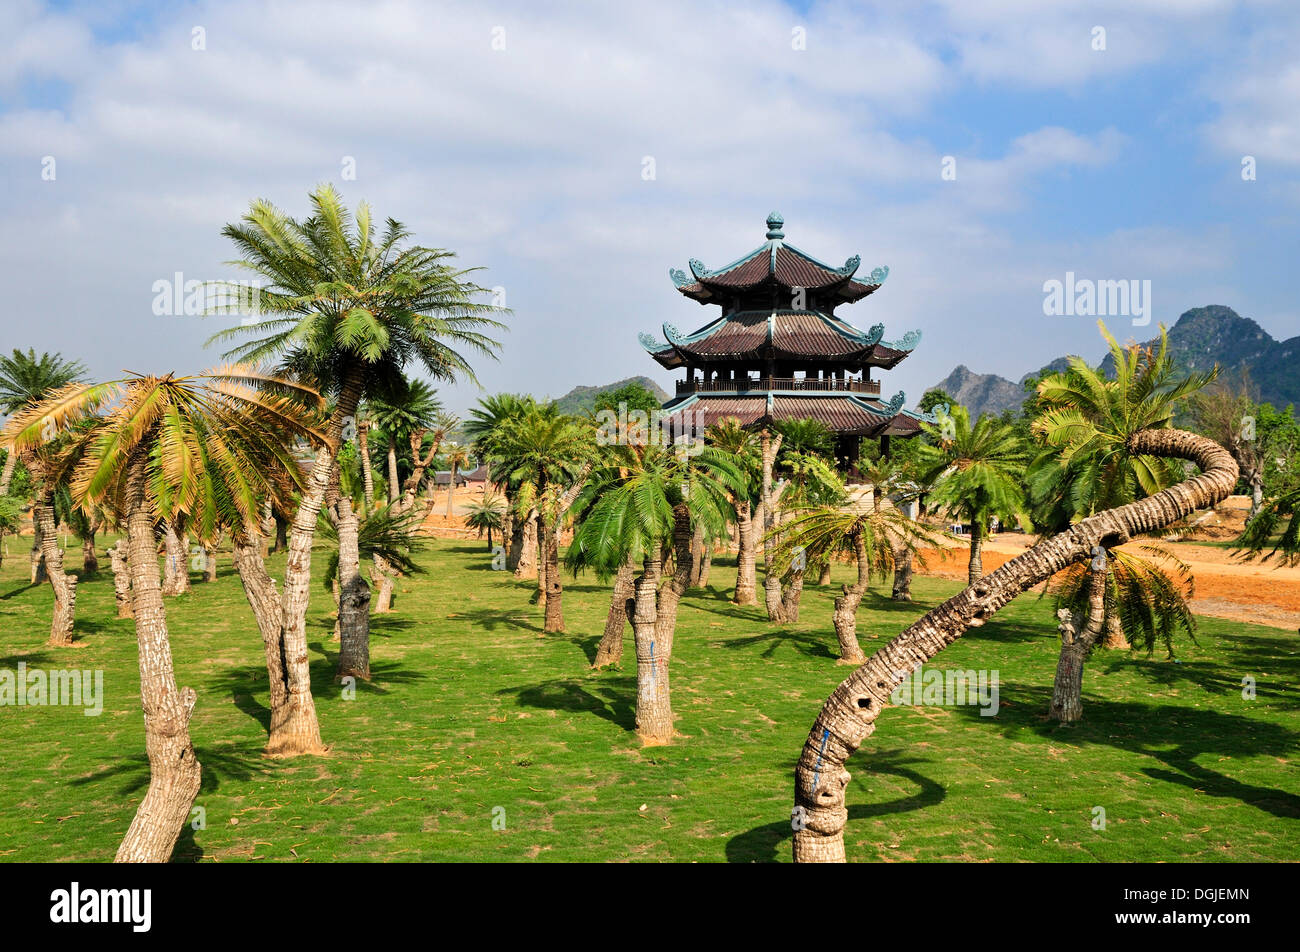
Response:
660,392,932,438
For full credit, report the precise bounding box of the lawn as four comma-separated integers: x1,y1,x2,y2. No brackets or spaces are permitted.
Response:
0,537,1296,862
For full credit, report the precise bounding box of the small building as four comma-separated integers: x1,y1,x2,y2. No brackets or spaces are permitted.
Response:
641,212,935,467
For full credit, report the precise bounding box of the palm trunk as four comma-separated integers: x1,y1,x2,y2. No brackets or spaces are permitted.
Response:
161,522,189,596
514,508,538,579
273,515,287,554
358,421,374,519
81,526,99,576
334,497,371,681
37,502,77,646
372,555,396,613
967,517,984,585
832,535,870,663
791,429,1238,862
109,542,133,619
699,543,713,588
817,561,832,586
780,566,805,622
593,555,635,668
387,444,400,504
1101,607,1130,650
115,450,201,863
891,547,913,601
267,364,365,756
689,522,705,587
733,500,757,605
202,545,217,583
31,518,46,585
0,449,16,496
1049,550,1110,722
542,521,563,632
635,505,694,745
231,524,288,726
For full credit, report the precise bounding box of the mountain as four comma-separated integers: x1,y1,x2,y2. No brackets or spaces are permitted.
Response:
926,365,1025,419
926,305,1300,418
551,376,670,416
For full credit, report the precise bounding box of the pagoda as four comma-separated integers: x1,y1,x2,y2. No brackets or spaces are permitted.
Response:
641,212,931,469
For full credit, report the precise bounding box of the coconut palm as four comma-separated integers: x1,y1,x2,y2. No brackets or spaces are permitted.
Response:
568,441,743,744
204,184,505,755
791,428,1238,863
1031,322,1218,720
464,493,505,549
2,367,323,862
917,405,1029,585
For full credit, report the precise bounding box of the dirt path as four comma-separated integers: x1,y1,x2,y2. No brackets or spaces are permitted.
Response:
916,533,1300,631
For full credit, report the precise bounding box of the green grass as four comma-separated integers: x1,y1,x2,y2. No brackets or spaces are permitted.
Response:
0,537,1296,862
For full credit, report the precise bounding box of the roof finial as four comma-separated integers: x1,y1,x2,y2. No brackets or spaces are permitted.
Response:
766,211,785,240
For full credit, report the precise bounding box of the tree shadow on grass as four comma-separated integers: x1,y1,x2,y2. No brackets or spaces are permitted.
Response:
498,675,637,731
714,627,837,661
455,607,544,635
953,682,1300,819
725,749,946,862
69,743,271,799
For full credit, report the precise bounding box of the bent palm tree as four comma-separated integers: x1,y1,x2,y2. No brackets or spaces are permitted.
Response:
791,428,1237,862
206,184,505,754
3,367,323,862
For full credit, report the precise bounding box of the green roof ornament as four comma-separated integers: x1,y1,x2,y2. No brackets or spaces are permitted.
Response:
668,267,692,288
765,211,785,240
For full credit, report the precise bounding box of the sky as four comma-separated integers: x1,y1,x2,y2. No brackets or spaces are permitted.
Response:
2,0,1297,417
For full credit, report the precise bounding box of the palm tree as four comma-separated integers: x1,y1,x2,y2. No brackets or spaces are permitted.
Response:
791,427,1238,863
492,404,592,633
764,451,846,623
917,405,1028,585
369,378,443,506
569,441,743,744
0,349,87,495
204,184,505,755
464,493,505,549
465,393,537,573
1031,322,1218,721
443,444,471,517
705,419,759,605
2,367,322,862
769,502,941,662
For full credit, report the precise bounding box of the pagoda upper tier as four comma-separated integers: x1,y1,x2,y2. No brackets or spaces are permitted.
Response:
641,212,920,371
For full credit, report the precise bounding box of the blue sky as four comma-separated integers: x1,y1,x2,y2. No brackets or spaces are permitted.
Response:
2,0,1297,416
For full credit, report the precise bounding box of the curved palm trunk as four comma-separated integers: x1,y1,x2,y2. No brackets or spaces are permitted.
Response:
115,451,201,863
333,497,371,680
267,364,365,756
791,429,1238,862
891,547,914,601
109,542,133,619
733,500,757,605
231,524,287,721
593,555,635,668
37,502,77,646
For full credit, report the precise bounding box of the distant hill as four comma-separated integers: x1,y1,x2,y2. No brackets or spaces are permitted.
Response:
927,365,1026,419
926,305,1300,419
551,376,670,416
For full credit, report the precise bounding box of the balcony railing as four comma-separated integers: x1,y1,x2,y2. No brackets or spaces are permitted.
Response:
676,376,880,396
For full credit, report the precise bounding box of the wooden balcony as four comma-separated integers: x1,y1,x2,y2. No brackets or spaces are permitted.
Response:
675,376,881,396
